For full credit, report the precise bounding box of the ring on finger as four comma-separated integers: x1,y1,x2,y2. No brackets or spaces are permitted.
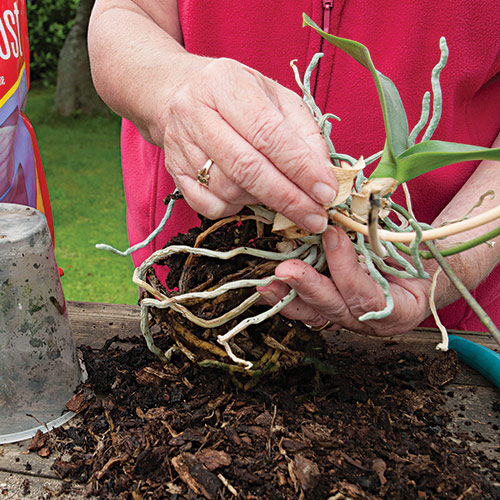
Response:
304,319,334,331
197,159,215,187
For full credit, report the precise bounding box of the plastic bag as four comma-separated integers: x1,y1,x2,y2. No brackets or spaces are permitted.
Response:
0,0,54,240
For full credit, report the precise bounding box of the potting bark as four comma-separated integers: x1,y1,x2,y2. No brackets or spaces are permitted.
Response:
44,212,499,499
46,336,500,499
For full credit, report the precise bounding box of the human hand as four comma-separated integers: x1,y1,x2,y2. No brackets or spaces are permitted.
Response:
257,226,432,336
161,57,338,234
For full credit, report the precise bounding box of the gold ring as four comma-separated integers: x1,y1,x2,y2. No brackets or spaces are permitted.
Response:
304,319,334,331
197,159,214,187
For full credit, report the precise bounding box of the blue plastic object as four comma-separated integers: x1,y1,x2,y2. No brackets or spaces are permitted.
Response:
448,335,500,389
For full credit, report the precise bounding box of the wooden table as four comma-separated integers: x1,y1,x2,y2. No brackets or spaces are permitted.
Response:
1,301,499,499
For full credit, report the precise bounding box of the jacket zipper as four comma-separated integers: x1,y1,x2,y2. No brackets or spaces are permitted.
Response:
322,0,333,33
312,0,333,96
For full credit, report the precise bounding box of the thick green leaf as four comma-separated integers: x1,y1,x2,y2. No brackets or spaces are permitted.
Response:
303,13,409,161
371,140,500,183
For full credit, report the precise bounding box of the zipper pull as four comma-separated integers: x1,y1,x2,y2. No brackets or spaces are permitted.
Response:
322,0,333,33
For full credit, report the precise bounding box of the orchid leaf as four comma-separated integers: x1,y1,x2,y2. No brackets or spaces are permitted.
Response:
372,140,500,183
303,14,500,187
303,14,409,162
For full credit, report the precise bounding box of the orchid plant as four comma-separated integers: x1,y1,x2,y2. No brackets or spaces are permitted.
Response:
99,15,500,379
301,14,500,342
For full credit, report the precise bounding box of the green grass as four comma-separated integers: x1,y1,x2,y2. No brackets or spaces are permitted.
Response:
25,86,137,305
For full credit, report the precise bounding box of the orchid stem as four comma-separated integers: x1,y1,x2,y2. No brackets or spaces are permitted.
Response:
393,225,500,259
388,203,500,259
330,204,500,243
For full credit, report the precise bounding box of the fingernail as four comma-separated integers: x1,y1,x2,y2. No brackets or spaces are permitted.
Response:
324,226,339,250
259,289,278,303
304,214,328,234
312,182,336,205
278,275,298,287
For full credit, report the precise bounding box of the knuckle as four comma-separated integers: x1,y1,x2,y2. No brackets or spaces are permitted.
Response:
206,57,239,74
202,58,244,94
220,58,242,74
305,312,325,325
199,197,240,220
230,152,261,190
349,295,386,319
179,186,225,220
166,90,191,119
202,203,226,220
273,188,305,215
247,113,284,152
221,184,246,204
286,149,314,177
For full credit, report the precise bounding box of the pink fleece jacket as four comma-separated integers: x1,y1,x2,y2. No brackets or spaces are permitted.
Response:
121,0,500,331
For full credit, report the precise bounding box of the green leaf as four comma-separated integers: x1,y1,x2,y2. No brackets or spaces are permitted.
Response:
371,140,500,183
303,13,409,161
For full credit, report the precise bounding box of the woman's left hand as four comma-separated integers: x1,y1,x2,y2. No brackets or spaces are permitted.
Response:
258,225,433,336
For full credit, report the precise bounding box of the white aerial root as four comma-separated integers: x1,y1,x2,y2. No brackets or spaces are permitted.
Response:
132,237,323,369
429,268,449,351
216,289,298,370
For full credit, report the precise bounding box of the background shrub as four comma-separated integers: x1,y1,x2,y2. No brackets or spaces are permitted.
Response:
27,0,79,86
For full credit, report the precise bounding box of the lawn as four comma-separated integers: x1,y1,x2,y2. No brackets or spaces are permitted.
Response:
25,86,138,305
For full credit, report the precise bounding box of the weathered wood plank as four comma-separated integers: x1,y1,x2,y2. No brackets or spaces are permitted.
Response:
0,470,85,499
328,328,498,354
68,301,141,347
67,300,499,350
0,438,59,478
445,385,500,462
67,301,499,387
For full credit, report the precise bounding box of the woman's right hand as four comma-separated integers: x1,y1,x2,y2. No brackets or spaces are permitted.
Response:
159,57,338,233
89,0,337,233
